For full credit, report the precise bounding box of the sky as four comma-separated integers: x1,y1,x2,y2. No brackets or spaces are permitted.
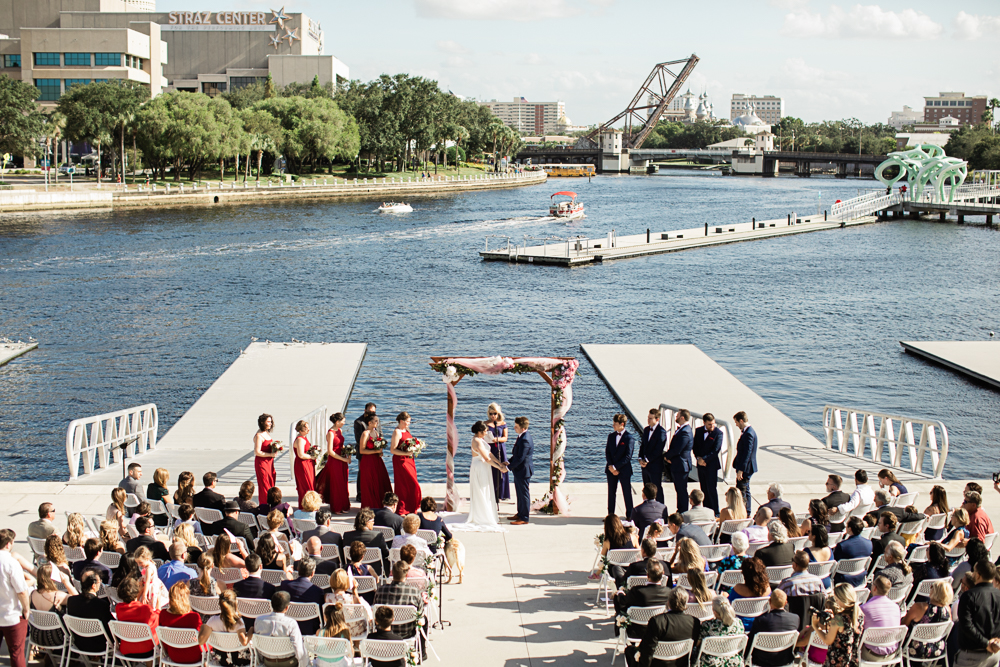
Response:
157,0,1000,126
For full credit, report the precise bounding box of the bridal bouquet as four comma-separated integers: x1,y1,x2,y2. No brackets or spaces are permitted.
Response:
341,443,358,458
400,437,427,458
307,444,321,459
263,440,284,454
365,436,387,452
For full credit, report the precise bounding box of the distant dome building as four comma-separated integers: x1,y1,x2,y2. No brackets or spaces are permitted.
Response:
733,103,770,134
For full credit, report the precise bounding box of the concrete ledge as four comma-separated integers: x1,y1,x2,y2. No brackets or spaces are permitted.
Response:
0,190,112,212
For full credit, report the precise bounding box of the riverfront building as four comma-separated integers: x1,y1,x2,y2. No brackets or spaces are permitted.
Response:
484,97,567,135
0,0,348,105
888,105,922,130
923,92,987,127
730,94,784,125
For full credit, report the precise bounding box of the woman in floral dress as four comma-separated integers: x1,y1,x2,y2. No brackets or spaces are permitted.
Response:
697,597,745,667
811,584,863,667
903,580,952,662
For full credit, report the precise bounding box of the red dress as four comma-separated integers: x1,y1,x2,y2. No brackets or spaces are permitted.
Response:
321,428,351,513
254,438,277,505
358,434,392,509
293,436,316,506
393,429,422,514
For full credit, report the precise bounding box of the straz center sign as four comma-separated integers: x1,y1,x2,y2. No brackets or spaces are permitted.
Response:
168,11,270,25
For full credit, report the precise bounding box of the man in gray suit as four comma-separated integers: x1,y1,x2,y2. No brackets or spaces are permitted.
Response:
681,490,716,524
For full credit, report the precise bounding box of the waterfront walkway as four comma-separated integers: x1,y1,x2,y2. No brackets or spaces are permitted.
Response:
0,340,37,367
901,340,1000,390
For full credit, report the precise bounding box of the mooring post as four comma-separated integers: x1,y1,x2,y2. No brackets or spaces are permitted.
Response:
824,210,827,221
705,222,708,236
647,228,650,243
787,213,791,226
752,217,755,230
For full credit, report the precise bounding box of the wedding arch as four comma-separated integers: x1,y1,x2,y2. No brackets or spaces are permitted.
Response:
429,356,579,515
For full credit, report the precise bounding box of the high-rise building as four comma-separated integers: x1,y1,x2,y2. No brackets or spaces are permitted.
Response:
923,92,988,127
888,105,922,130
731,94,784,125
483,97,566,135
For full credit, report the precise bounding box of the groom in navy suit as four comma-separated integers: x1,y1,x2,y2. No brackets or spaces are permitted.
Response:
664,408,694,513
639,408,668,504
606,413,634,519
507,417,534,525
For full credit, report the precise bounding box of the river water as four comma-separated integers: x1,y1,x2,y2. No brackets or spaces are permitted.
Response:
1,171,999,483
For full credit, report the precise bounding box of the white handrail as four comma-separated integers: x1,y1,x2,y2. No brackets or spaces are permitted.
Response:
822,405,948,478
66,404,158,480
288,404,328,482
658,404,737,483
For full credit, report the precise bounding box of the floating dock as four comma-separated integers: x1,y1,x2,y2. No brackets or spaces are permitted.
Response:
901,340,1000,390
481,213,877,266
71,341,367,486
0,340,38,366
581,343,929,484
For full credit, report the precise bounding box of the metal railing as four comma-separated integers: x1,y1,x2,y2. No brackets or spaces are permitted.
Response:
658,404,737,483
288,405,328,482
822,405,948,478
66,404,158,480
830,192,900,220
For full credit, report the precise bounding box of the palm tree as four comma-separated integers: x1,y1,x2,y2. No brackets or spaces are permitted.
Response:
989,98,1000,134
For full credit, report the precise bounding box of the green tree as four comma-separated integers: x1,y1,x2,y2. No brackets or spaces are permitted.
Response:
969,136,1000,170
256,96,359,173
208,97,246,181
223,82,267,110
264,74,276,100
59,81,147,183
241,107,282,181
0,75,44,159
944,123,991,160
134,94,175,179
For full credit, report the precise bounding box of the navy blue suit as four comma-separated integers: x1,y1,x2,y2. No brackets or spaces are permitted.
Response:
733,425,758,510
664,424,694,512
638,423,668,503
832,534,873,587
692,425,724,515
279,577,324,634
606,430,634,519
508,430,534,522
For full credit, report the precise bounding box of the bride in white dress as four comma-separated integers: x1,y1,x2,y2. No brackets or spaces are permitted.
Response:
451,421,508,532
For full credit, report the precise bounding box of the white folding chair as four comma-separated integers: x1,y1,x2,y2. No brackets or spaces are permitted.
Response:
765,566,793,586
303,636,351,665
899,519,926,539
745,542,767,557
910,578,951,605
901,620,953,667
108,620,159,667
858,626,908,667
388,547,402,569
416,529,438,545
868,555,888,579
27,609,70,667
804,630,828,667
212,567,245,585
746,630,798,667
99,551,122,569
374,525,396,541
312,573,331,590
833,557,871,582
64,615,113,667
731,596,770,621
236,597,273,619
789,537,809,551
292,518,317,534
909,545,930,563
63,546,86,563
885,584,913,610
851,503,875,520
149,500,169,526
286,601,322,631
27,536,48,562
892,492,918,508
158,627,204,667
194,507,223,525
655,547,675,563
206,631,246,667
612,605,665,665
861,527,878,540
923,514,948,534
695,633,748,666
319,544,341,562
339,603,371,642
717,570,744,590
807,561,835,581
355,576,378,596
626,576,651,590
125,525,139,540
685,601,715,621
189,594,221,615
596,549,641,613
718,519,752,542
698,544,733,565
256,515,271,532
828,532,845,545
373,604,423,659
651,639,694,665
359,639,410,666
855,588,871,604
90,516,106,534
237,512,258,530
251,635,297,666
124,494,141,514
259,569,289,585
984,533,998,551
329,523,354,535
343,545,384,574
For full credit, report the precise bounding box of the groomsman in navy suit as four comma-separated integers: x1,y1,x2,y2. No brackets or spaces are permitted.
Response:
507,417,534,525
638,408,668,504
692,412,724,516
663,409,694,513
732,410,758,511
605,413,634,519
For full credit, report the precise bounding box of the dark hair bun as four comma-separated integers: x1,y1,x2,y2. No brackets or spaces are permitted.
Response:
471,420,486,434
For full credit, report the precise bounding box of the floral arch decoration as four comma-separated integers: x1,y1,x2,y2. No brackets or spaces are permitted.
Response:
429,356,579,515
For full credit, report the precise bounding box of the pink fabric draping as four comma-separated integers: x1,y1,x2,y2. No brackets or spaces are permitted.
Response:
445,380,460,512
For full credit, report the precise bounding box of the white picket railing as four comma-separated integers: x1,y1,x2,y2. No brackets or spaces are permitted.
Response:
288,404,328,482
830,192,900,221
66,404,158,480
658,404,738,483
822,405,948,478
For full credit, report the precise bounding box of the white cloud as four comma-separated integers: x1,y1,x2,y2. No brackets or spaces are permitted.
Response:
436,40,470,54
414,0,581,21
781,4,943,39
521,53,544,66
953,11,1000,40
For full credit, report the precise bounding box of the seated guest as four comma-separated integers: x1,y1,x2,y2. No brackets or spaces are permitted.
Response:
253,591,307,667
99,520,126,555
236,480,259,514
963,491,995,542
778,508,802,538
346,542,378,605
949,538,987,590
829,469,876,526
212,532,249,572
134,546,170,609
832,517,873,587
159,581,212,665
128,502,153,527
279,557,324,635
373,561,423,641
614,557,671,621
760,483,791,517
256,532,290,575
417,497,452,553
192,472,226,511
714,532,748,577
293,491,321,522
901,580,952,659
666,513,711,547
374,493,404,535
390,514,430,553
66,572,114,653
233,554,277,601
646,522,673,549
820,475,850,529
747,590,799,667
125,516,170,561
622,539,664,587
174,504,204,535
865,489,925,526
188,554,220,597
670,538,707,583
877,469,908,497
719,487,748,524
697,597,744,667
31,564,75,641
257,487,293,520
316,602,353,664
174,471,195,506
629,586,700,667
173,523,203,565
206,590,251,665
302,536,339,576
911,542,950,595
728,557,771,631
593,514,640,582
872,512,905,560
632,483,667,539
206,501,255,545
799,499,831,537
879,542,913,590
157,540,197,590
860,575,902,661
301,509,343,550
398,544,429,582
778,550,825,597
941,509,971,559
119,462,147,507
63,512,94,549
741,508,772,544
685,568,716,608
28,502,58,540
756,520,794,567
113,577,159,659
681,489,715,524
107,488,129,538
72,537,112,583
342,508,390,576
804,526,833,589
367,606,405,667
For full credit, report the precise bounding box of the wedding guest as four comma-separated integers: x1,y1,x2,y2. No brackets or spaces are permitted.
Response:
367,606,404,667
147,468,171,526
719,487,748,524
728,557,771,630
756,521,794,567
174,504,204,535
233,554,276,603
374,493,404,535
29,564,74,657
73,538,111,583
630,587,700,667
255,529,290,575
779,508,802,538
301,509,344,556
592,514,638,584
686,568,716,607
279,558,324,635
833,517,873,587
373,562,423,644
390,412,423,514
646,522,673,549
134,546,170,609
293,491,322,522
714,532,749,576
398,545,429,580
193,472,226,512
666,513,711,546
254,413,279,506
804,525,834,588
321,413,351,514
236,481,258,513
923,486,950,541
174,471,196,506
878,469,908,497
66,572,114,655
253,591,306,667
748,590,799,667
189,554,220,597
486,403,510,504
126,517,169,561
99,520,126,555
800,499,830,537
107,488,129,538
113,577,159,660
605,414,635,520
390,515,429,553
760,483,791,517
119,462,147,506
63,512,92,549
206,590,251,666
158,582,212,665
44,535,73,580
257,487,293,520
682,489,716,524
158,541,197,590
316,601,354,665
213,532,248,574
358,415,393,510
614,558,671,639
632,484,666,540
670,538,706,577
697,597,744,667
346,542,378,605
418,497,452,553
342,509,390,576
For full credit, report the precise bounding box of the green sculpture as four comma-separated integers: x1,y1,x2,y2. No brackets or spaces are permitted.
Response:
876,144,967,203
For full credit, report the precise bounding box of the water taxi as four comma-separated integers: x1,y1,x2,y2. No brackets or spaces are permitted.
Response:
377,202,413,213
549,191,585,219
541,163,595,177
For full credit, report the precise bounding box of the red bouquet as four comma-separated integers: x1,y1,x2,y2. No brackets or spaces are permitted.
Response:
365,436,387,452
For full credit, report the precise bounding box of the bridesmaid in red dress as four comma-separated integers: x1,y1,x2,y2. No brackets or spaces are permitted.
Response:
322,412,351,514
253,413,278,505
390,411,422,515
358,414,392,509
292,420,316,506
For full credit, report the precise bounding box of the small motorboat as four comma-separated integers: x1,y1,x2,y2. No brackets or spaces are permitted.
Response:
377,202,413,213
549,191,584,219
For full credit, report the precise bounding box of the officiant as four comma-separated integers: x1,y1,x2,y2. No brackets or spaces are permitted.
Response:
486,403,510,505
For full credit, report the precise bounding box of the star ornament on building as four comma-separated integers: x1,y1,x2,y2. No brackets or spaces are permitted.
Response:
283,27,299,46
269,6,289,28
269,33,282,50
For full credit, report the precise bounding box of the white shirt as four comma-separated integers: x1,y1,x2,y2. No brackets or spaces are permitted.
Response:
0,549,28,626
832,483,876,522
